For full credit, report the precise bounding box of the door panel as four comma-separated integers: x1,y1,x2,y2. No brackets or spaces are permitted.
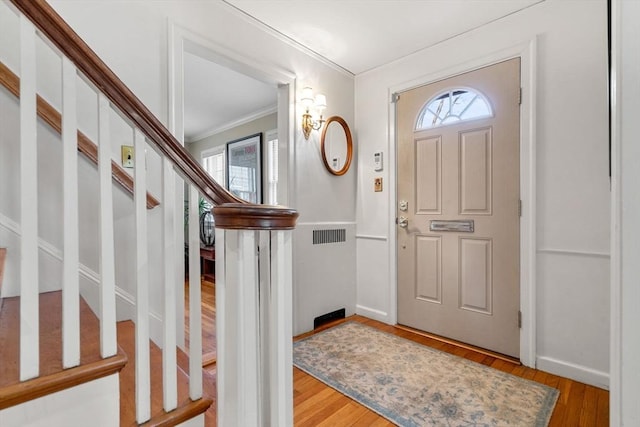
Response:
415,235,442,303
415,136,442,214
397,58,521,358
459,237,493,314
459,128,492,214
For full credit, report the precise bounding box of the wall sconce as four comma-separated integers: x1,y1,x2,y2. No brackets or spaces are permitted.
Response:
301,87,327,140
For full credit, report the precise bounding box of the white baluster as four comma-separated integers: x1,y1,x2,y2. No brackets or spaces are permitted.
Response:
162,157,178,411
134,129,151,423
19,15,39,382
188,186,202,400
97,93,117,359
61,57,80,369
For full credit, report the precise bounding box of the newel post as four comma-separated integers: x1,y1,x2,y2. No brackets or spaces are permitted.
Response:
213,203,298,427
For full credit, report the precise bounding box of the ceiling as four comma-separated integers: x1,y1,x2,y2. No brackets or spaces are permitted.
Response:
183,51,278,142
184,0,543,142
224,0,542,75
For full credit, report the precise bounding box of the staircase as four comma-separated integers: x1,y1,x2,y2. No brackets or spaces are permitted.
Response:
0,0,298,426
0,292,212,425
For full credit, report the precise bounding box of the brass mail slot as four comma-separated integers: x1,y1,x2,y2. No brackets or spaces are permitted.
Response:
430,220,474,233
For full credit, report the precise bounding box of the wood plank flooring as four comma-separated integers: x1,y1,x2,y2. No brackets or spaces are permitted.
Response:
184,279,216,365
191,281,608,426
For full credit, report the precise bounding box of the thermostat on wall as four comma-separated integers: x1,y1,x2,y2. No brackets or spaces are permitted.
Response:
374,151,383,171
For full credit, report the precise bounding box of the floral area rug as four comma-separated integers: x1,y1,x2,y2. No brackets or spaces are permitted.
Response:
293,322,559,426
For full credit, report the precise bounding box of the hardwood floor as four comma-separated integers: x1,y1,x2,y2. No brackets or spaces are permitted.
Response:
189,285,608,426
184,279,217,366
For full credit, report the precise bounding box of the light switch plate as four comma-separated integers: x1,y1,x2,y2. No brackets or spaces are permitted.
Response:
121,145,134,168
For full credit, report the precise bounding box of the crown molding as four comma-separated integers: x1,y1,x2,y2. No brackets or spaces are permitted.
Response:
186,104,278,143
220,1,354,78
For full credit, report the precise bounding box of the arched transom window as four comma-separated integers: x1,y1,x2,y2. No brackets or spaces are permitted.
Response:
416,88,492,130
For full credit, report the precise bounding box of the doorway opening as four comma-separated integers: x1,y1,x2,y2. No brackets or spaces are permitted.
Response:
169,23,295,370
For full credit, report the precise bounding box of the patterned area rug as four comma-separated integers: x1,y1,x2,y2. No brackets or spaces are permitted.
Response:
293,322,558,426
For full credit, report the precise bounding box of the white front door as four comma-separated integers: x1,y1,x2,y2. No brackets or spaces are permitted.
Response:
396,58,521,358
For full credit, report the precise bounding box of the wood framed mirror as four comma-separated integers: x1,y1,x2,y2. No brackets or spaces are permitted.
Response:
320,116,353,176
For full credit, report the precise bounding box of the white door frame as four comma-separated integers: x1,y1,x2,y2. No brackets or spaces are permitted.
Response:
167,21,297,348
388,38,537,367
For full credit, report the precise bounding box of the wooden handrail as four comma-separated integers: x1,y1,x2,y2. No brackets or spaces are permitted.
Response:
9,0,298,230
0,61,160,209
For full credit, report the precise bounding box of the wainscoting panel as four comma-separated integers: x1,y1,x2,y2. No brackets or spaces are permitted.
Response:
293,222,356,336
536,251,610,388
356,236,391,323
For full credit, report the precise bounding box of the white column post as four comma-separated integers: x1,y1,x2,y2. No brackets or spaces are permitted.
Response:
216,222,294,427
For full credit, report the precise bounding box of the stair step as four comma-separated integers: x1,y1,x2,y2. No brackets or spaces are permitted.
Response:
117,321,213,426
0,291,127,410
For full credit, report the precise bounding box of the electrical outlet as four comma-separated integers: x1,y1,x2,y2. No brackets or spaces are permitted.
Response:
374,177,383,192
121,145,134,168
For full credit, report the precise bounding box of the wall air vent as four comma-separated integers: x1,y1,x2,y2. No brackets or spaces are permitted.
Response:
312,228,346,245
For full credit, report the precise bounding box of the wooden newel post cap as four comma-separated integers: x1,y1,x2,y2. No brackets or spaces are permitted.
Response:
213,203,299,230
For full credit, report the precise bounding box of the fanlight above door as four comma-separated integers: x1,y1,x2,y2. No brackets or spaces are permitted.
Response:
416,88,493,130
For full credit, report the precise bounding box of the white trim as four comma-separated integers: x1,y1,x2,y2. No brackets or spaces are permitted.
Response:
388,38,537,367
536,356,609,390
171,22,296,87
355,234,388,241
219,1,354,78
537,248,610,259
168,21,296,206
297,221,357,227
186,105,278,143
355,304,388,323
609,0,622,424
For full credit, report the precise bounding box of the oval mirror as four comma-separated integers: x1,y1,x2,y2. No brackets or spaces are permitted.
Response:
320,116,353,176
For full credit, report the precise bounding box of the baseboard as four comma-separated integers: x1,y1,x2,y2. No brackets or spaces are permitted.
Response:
355,304,390,324
536,355,609,390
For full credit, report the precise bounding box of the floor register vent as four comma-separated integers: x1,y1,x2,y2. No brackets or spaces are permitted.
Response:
312,228,346,245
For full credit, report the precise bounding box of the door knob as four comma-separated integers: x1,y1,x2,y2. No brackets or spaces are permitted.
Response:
398,216,408,228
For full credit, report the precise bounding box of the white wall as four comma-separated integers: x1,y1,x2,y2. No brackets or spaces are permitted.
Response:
611,0,640,424
355,0,610,387
42,0,356,336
